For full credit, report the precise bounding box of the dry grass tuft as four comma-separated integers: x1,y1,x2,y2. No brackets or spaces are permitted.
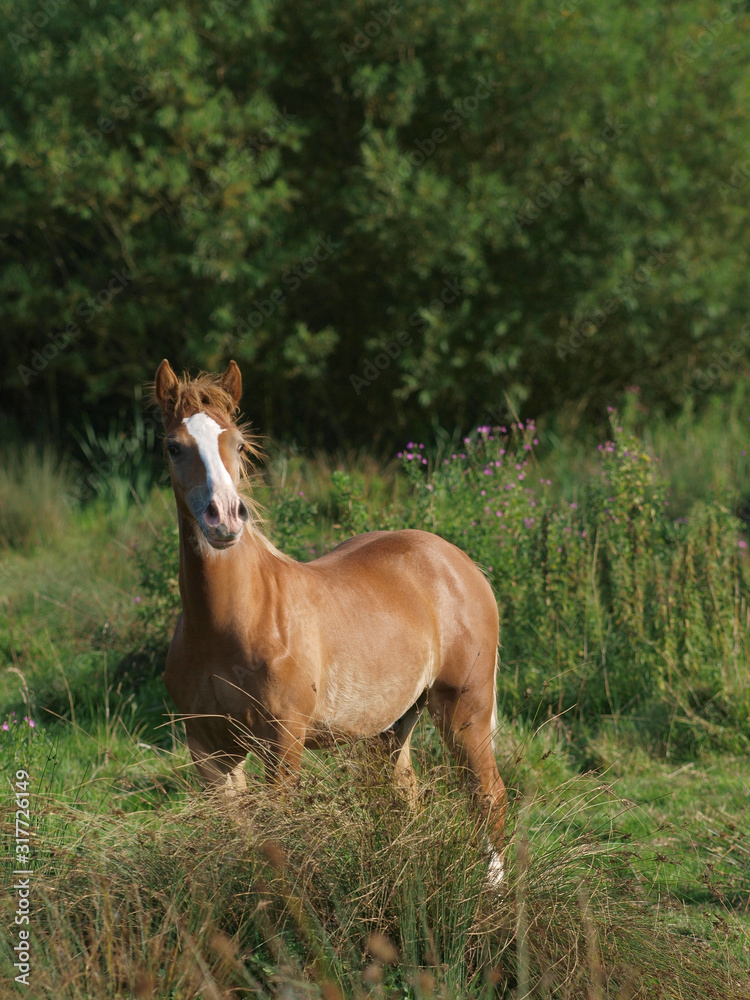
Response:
2,740,747,999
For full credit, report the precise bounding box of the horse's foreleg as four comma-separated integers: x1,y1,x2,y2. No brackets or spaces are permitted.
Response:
262,720,306,789
384,701,424,808
185,724,248,805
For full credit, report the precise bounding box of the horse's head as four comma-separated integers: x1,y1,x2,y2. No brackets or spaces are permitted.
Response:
154,359,254,550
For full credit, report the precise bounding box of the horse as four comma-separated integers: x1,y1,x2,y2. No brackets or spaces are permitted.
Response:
153,359,507,875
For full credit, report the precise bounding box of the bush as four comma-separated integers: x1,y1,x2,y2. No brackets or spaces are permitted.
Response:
385,417,750,754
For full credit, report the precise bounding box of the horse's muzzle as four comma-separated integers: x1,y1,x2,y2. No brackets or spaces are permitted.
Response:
199,494,249,548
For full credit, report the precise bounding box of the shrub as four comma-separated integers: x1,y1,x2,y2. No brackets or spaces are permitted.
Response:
387,417,750,753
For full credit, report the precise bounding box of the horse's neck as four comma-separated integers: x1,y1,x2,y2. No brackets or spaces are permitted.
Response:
177,517,273,634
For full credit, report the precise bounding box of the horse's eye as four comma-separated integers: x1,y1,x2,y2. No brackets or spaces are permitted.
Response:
237,443,245,454
166,442,180,457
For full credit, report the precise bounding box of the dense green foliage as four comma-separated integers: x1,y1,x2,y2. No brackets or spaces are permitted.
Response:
3,0,750,447
389,417,750,754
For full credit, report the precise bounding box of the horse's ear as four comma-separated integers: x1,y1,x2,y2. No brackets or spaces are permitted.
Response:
154,359,179,417
220,360,242,409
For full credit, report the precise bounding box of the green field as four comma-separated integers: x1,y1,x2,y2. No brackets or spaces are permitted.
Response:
1,395,749,998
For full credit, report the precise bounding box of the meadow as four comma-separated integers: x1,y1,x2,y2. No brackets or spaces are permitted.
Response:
0,388,749,999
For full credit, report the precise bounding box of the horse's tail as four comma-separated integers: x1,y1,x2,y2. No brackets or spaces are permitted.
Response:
491,646,499,754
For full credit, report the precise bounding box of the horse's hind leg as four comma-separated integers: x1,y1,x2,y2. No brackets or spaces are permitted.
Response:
427,680,507,850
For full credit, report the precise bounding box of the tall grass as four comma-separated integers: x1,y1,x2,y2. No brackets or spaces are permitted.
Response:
67,385,160,514
535,384,750,517
0,444,74,549
0,721,746,1000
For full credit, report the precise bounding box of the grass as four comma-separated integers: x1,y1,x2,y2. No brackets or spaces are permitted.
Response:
1,389,750,997
1,708,747,998
0,444,75,550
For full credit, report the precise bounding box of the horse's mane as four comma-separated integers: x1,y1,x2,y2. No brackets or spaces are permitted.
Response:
151,369,237,422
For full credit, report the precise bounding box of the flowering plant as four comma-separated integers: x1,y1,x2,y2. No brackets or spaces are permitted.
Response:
0,713,56,792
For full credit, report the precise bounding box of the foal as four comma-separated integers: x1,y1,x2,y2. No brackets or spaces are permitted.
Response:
154,359,507,865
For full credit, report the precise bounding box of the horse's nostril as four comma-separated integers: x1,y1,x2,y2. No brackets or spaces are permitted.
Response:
205,500,219,521
238,500,249,523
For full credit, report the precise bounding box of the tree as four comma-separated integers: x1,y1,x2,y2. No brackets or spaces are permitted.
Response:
1,0,749,448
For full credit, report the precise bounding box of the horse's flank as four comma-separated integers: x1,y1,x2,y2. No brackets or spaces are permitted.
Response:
153,358,508,863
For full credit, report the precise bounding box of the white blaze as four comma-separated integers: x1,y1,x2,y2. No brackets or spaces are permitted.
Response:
182,412,233,493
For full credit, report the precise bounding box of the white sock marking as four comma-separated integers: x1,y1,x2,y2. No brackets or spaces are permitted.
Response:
487,851,505,886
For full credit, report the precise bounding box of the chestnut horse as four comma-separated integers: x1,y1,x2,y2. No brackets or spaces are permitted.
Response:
154,359,507,871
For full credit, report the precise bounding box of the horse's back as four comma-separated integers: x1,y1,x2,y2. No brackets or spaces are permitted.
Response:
306,528,498,652
312,528,494,601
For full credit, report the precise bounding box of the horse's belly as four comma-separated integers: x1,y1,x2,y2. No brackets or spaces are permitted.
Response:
312,658,433,738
